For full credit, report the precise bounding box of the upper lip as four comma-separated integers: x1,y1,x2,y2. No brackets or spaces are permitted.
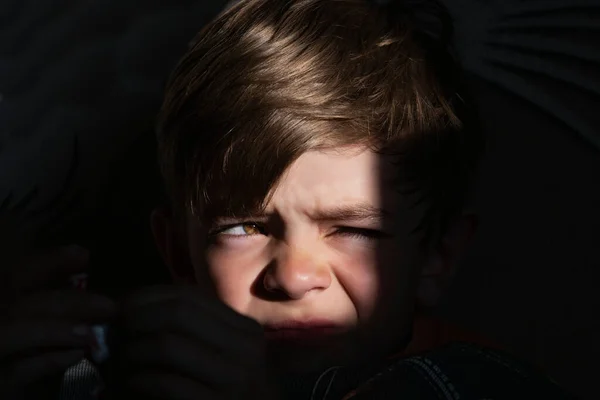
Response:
263,319,342,331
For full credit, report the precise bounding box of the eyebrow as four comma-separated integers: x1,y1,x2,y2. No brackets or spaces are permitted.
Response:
211,203,391,225
308,203,391,222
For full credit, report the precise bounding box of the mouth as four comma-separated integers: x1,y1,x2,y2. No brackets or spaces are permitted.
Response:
263,320,346,345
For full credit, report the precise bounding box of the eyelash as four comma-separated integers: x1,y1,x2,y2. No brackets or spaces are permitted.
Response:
334,227,385,240
209,222,384,240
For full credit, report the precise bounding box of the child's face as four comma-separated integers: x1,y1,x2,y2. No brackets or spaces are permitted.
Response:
154,146,474,374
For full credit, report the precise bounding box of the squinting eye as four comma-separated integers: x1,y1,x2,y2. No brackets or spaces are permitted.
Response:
333,227,387,240
218,223,264,236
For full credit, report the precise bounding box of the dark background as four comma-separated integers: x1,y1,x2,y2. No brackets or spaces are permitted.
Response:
1,1,598,399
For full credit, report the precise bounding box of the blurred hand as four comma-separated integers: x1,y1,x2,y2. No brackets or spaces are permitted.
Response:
0,245,117,400
109,285,277,400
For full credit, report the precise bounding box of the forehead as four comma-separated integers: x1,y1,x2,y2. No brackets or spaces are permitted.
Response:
267,147,399,212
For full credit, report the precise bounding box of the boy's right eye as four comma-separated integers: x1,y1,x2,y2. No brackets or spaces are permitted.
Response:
212,222,266,237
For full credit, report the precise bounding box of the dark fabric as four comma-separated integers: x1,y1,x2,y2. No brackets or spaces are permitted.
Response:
59,342,575,400
59,359,103,400
345,342,578,400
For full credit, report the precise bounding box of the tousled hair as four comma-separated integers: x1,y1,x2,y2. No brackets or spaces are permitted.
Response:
157,0,483,239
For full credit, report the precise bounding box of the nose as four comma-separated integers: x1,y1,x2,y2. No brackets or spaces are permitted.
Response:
263,245,332,300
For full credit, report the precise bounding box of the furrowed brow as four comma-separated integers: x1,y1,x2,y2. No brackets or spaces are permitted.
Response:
209,203,390,225
309,203,390,222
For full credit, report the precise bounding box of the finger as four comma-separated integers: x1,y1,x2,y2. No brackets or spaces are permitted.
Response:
123,285,262,335
0,320,92,359
119,299,264,361
13,245,89,293
10,290,117,322
2,349,85,388
126,372,215,400
121,334,253,388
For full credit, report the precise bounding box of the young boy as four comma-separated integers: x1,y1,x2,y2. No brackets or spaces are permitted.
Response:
135,0,573,398
0,0,574,399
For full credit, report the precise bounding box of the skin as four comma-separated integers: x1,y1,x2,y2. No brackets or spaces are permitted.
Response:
152,146,476,376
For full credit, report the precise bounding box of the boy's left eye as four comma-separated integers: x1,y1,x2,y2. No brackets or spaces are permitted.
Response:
332,227,388,240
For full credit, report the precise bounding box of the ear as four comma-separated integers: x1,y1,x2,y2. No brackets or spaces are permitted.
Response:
416,213,478,309
150,207,195,284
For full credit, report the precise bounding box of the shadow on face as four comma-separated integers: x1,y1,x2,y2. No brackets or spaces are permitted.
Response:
151,145,476,375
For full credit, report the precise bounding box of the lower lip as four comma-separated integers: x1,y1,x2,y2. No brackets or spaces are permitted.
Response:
264,327,343,344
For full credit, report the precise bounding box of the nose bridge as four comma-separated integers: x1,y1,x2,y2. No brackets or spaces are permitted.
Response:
280,242,315,271
264,240,331,299
276,221,318,269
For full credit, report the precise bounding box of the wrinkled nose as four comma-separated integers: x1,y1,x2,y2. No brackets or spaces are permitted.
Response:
263,246,331,300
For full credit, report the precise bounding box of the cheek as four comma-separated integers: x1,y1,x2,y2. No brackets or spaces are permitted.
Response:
332,244,382,320
193,244,264,316
335,240,422,323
